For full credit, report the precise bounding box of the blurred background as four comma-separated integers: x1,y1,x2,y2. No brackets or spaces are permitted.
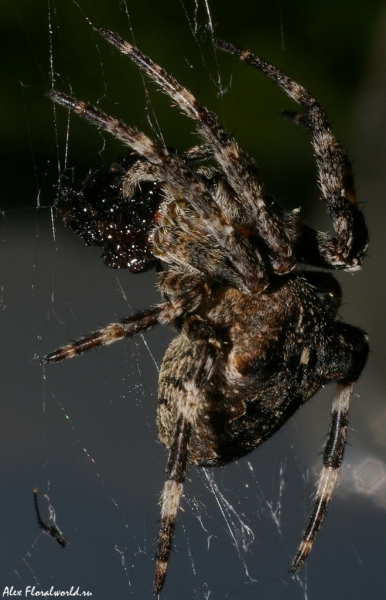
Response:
1,0,386,598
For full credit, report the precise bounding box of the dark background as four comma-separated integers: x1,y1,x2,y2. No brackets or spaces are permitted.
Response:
1,1,386,599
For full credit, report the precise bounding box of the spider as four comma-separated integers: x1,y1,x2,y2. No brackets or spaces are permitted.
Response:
44,29,369,594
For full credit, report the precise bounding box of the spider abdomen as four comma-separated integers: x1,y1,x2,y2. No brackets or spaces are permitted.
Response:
157,277,368,467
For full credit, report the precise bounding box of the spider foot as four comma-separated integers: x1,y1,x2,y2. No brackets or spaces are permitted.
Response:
291,541,313,573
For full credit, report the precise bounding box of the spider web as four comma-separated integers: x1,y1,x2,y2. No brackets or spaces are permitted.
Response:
1,1,386,599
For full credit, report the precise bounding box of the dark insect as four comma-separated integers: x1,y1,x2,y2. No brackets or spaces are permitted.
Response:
33,488,67,548
44,29,369,594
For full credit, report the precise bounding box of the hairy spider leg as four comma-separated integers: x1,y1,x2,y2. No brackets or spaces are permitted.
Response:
291,382,353,572
43,275,211,364
154,315,219,593
43,308,161,363
215,40,368,271
97,28,297,276
48,90,265,293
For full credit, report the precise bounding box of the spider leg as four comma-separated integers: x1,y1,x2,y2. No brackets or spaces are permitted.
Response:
43,276,210,363
182,144,213,163
48,90,266,293
43,308,160,363
121,160,165,199
291,381,353,573
154,315,219,593
216,40,368,271
97,28,297,275
123,143,213,201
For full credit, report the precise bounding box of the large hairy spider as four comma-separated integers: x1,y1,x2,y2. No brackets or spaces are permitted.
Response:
45,29,369,594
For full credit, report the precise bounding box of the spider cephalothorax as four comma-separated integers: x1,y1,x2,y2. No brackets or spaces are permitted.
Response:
45,29,369,594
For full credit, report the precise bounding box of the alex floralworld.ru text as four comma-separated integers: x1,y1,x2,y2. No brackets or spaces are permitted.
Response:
2,587,92,597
